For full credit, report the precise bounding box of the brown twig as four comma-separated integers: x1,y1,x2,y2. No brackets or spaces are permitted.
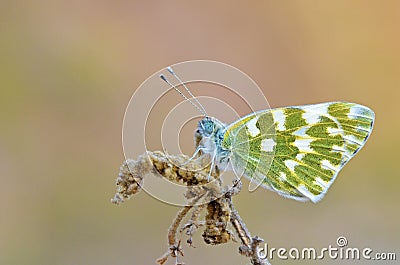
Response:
112,151,271,265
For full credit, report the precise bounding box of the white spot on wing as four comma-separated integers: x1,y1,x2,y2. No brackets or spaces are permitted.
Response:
293,127,308,137
261,138,276,152
246,117,260,137
315,177,328,189
332,145,345,153
327,127,342,136
272,109,286,131
296,153,305,160
297,184,317,202
284,160,299,171
343,134,364,145
305,103,329,115
279,172,287,181
321,159,337,171
302,112,321,124
347,105,368,119
293,138,314,152
331,145,351,161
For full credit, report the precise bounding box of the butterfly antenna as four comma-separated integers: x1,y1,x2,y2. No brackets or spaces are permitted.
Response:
167,66,208,117
160,74,207,117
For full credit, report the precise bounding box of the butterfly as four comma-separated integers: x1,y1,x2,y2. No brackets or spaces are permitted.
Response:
161,67,375,203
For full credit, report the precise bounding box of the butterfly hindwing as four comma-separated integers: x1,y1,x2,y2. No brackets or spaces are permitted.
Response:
222,102,374,202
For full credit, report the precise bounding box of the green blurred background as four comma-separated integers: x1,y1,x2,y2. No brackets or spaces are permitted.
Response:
1,1,399,265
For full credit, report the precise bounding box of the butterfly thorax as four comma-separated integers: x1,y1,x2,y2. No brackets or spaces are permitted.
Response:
196,117,231,170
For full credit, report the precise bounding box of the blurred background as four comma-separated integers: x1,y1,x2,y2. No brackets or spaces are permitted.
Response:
1,1,399,265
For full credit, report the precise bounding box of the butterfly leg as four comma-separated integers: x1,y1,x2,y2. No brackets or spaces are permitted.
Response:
207,150,217,181
179,145,204,166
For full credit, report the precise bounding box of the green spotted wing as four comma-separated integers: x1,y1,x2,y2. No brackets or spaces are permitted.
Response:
221,102,374,202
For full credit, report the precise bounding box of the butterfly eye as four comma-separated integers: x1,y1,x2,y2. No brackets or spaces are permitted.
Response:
201,120,215,135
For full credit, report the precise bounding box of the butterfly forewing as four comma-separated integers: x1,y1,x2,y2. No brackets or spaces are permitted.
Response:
223,111,277,191
222,102,374,203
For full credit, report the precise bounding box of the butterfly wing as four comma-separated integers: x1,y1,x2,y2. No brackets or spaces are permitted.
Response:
222,102,374,203
222,110,277,191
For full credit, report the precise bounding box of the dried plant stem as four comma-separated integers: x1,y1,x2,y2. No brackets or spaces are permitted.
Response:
230,204,251,246
228,197,269,265
168,194,205,247
112,151,271,265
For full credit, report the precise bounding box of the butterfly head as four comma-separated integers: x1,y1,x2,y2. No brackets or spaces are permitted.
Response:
197,117,225,138
195,117,228,156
